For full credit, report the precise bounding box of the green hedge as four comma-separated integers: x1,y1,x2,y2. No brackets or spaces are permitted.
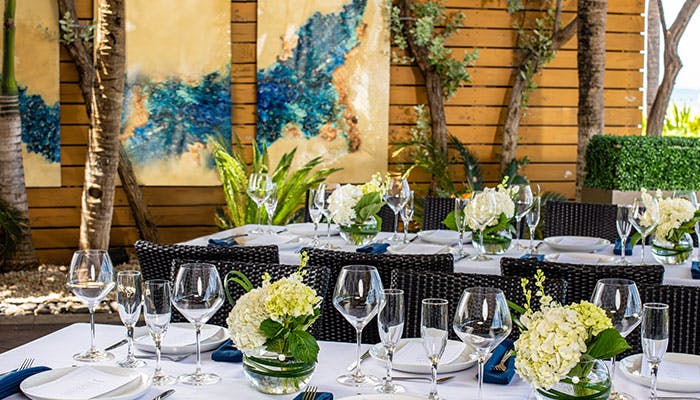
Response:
584,135,700,190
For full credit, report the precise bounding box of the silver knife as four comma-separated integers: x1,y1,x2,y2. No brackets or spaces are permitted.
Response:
152,389,175,400
105,338,128,351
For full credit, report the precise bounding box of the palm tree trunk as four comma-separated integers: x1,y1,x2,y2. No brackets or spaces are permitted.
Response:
646,0,660,114
576,0,607,201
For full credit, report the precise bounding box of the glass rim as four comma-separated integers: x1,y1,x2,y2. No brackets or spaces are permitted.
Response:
596,278,636,286
463,286,504,295
144,279,171,286
422,297,448,305
73,249,108,255
382,288,404,295
340,264,378,272
177,262,217,270
117,270,141,276
643,302,669,309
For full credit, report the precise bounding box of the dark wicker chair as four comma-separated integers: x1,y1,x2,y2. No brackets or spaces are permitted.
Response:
169,259,331,335
134,240,279,282
641,285,700,355
390,269,567,340
303,247,455,343
543,201,618,242
304,191,396,232
422,196,454,230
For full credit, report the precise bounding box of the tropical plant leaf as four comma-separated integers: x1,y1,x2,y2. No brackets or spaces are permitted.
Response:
585,328,631,360
288,329,320,363
500,157,530,185
451,135,483,192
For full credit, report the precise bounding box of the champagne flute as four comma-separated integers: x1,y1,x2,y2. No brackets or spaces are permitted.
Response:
376,289,405,394
454,197,470,258
641,303,669,400
320,186,336,249
308,186,326,248
116,270,146,368
67,249,116,362
422,298,448,400
513,185,533,250
468,191,498,261
591,279,642,400
172,263,225,385
526,196,541,255
453,287,512,400
384,177,410,243
400,190,414,244
144,279,175,385
630,196,659,265
263,182,278,234
247,173,273,234
617,205,633,265
673,190,699,261
333,265,384,386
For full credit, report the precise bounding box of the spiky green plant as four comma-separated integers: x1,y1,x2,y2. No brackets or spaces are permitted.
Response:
210,137,340,229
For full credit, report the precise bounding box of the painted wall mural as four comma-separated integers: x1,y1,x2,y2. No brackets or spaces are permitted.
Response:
257,0,390,182
121,0,231,186
1,0,61,187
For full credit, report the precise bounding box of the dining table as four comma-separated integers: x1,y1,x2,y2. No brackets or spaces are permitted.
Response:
3,323,700,399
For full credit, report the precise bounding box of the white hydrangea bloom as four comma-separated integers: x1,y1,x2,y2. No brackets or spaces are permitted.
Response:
655,196,696,247
327,184,363,226
466,187,515,231
227,286,270,352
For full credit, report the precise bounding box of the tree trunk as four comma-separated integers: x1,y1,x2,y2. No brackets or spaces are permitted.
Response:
646,0,660,114
118,145,159,242
79,0,126,250
646,0,700,137
576,0,607,201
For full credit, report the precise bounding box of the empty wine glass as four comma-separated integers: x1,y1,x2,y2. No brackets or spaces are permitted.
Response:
453,287,512,399
591,279,642,400
630,196,659,265
617,205,633,265
641,303,669,400
513,184,533,250
308,186,326,248
116,270,145,368
263,182,278,234
247,173,273,234
320,187,336,249
673,190,699,261
172,263,225,385
422,298,448,400
526,196,541,255
468,191,498,261
333,265,384,386
454,197,470,258
67,249,116,362
376,289,405,394
384,177,410,243
400,190,414,244
144,279,175,385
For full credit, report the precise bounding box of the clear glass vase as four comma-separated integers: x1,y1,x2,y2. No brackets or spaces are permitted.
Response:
339,216,379,246
651,232,693,265
534,359,611,400
472,229,513,255
243,352,315,394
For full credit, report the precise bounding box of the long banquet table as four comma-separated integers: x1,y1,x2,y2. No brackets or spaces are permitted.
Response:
4,323,699,399
182,225,700,287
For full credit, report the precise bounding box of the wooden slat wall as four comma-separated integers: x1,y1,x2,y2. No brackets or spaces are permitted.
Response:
30,0,643,264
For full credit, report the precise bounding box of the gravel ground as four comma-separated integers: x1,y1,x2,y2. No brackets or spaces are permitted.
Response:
0,263,140,317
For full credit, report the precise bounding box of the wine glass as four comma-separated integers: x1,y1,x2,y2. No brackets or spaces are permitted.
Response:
384,177,410,243
468,191,498,261
454,197,470,258
144,279,176,385
172,263,225,385
673,190,699,261
513,185,533,250
320,187,337,249
630,196,659,265
333,265,384,386
263,182,278,234
526,196,541,255
116,270,146,368
641,303,669,400
376,289,405,394
400,190,414,244
67,249,116,362
617,205,633,265
591,279,642,400
247,173,273,234
422,298,448,400
453,287,512,399
308,185,326,248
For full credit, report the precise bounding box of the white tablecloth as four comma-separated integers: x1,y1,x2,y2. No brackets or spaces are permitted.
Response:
3,323,698,399
182,225,700,287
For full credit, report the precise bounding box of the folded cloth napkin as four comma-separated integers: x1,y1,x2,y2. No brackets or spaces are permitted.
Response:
356,243,389,254
483,339,516,385
692,260,700,280
211,339,242,362
292,391,333,400
0,366,51,399
208,237,238,247
613,238,633,256
520,253,545,261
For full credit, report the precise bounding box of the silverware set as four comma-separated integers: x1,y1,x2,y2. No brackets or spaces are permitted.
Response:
299,385,318,400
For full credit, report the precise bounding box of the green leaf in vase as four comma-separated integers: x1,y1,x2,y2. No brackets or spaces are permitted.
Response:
288,330,320,363
585,328,631,360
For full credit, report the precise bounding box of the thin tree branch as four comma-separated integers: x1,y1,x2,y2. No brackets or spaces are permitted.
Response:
657,0,668,34
554,0,563,34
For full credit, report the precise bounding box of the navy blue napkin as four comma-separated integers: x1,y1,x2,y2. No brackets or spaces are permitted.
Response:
520,253,545,261
208,237,239,247
293,391,333,400
211,339,242,362
691,260,700,280
613,239,633,256
0,366,51,399
356,243,389,254
483,339,516,385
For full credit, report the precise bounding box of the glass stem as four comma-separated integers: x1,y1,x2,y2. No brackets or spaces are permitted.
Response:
385,346,394,384
393,213,399,238
256,205,262,227
621,236,627,263
529,226,536,254
429,359,439,398
353,327,364,379
326,220,331,239
126,325,134,361
641,234,647,264
313,222,318,245
477,357,486,400
402,218,408,243
195,325,202,375
515,217,521,242
650,361,659,399
89,308,96,352
154,336,163,376
479,228,486,257
609,357,617,393
458,230,464,254
267,213,273,233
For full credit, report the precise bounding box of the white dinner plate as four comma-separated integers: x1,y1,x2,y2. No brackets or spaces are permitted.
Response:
21,366,151,400
237,233,300,248
543,236,611,252
134,322,228,355
336,395,425,400
287,223,339,237
544,252,616,264
369,338,478,374
619,353,700,392
417,230,470,245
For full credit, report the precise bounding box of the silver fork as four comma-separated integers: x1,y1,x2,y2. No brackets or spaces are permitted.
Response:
300,385,317,400
492,351,513,372
0,358,34,377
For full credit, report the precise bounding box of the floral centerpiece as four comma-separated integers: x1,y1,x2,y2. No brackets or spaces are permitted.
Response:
226,254,322,394
512,271,630,399
644,190,700,265
327,173,386,245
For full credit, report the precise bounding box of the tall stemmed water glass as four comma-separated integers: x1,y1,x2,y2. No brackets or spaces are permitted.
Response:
616,205,633,265
308,185,326,247
144,279,175,385
321,187,336,249
468,191,497,261
454,197,470,257
453,287,512,400
513,184,533,250
172,263,225,385
630,196,659,265
591,279,642,400
422,298,448,400
673,190,699,260
526,196,541,255
400,190,414,244
641,303,669,400
67,249,116,362
376,289,405,394
384,177,410,243
116,270,146,368
263,183,278,234
247,173,273,234
333,265,384,386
